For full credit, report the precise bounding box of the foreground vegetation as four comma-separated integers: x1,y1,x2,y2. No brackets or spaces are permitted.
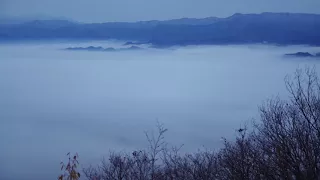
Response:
60,67,320,180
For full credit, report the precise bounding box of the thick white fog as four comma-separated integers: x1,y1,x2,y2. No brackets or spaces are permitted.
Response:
0,41,320,179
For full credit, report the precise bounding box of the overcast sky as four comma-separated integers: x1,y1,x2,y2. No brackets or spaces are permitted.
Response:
1,0,320,22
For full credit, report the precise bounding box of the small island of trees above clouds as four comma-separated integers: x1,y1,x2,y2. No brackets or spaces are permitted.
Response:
285,52,320,58
64,46,143,52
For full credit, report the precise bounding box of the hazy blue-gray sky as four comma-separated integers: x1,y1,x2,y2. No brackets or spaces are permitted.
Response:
1,0,320,23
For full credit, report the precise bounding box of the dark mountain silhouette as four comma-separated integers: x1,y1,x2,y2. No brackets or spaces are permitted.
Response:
1,13,320,46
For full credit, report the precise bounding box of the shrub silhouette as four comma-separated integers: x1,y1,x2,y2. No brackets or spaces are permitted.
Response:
58,153,81,180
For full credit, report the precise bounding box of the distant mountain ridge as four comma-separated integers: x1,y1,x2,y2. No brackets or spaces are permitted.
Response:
0,15,74,25
1,12,320,46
